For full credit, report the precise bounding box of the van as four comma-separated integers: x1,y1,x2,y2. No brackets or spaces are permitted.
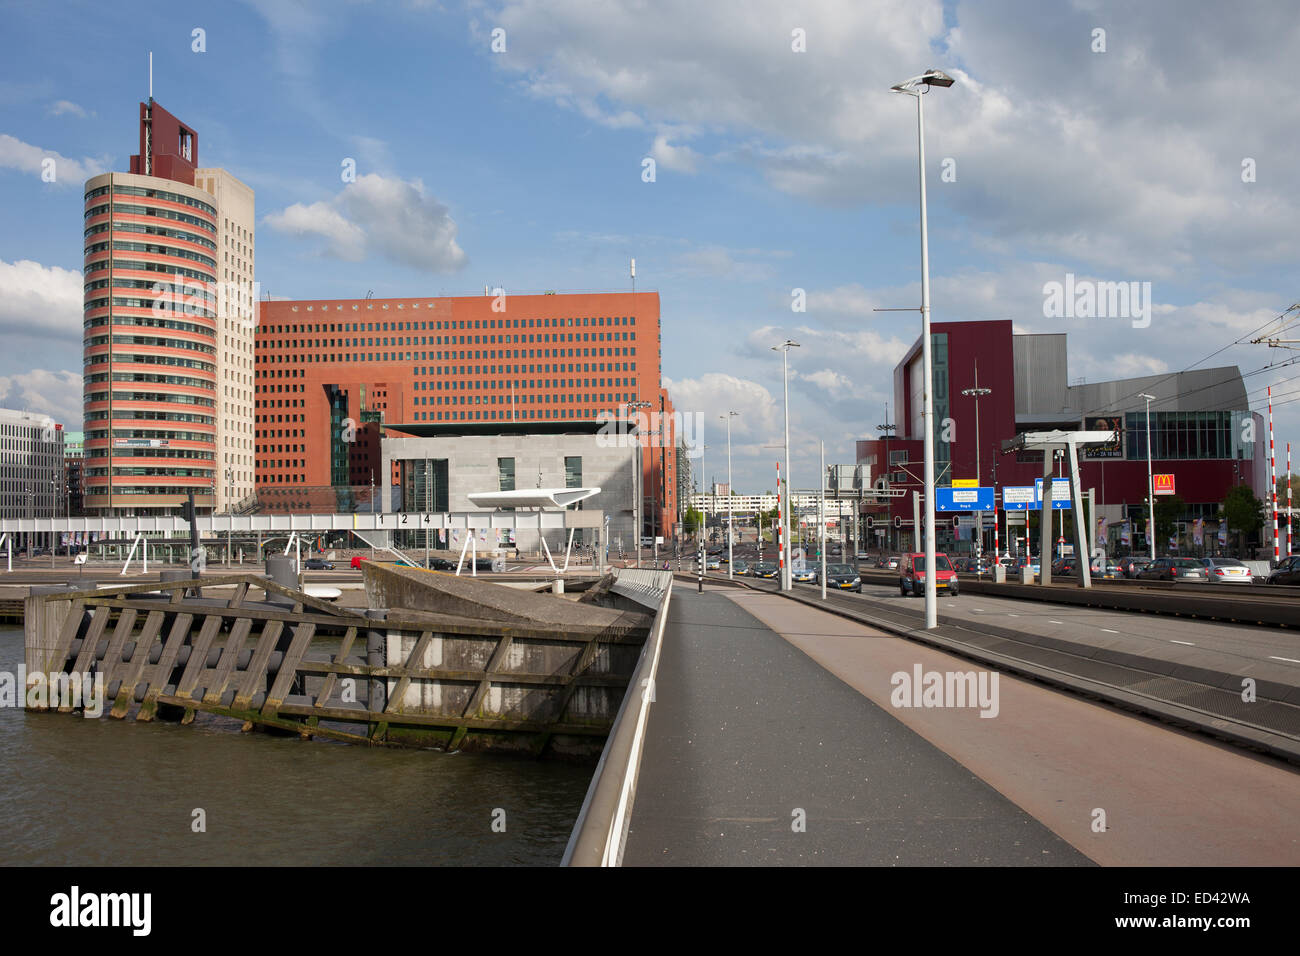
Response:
899,552,959,597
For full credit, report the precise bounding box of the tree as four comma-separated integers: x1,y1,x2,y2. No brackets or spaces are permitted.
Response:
684,508,704,536
1222,484,1265,555
1154,493,1185,549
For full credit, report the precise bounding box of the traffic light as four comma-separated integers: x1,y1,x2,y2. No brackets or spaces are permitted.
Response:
180,501,195,523
894,515,903,529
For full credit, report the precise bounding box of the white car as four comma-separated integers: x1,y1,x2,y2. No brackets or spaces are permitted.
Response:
1200,557,1254,584
792,567,817,583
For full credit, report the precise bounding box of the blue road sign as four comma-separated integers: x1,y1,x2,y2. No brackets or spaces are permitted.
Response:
935,486,994,511
1033,478,1071,510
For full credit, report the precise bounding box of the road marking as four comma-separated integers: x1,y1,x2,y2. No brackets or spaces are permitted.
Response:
1269,655,1300,663
1170,640,1195,646
1048,620,1064,625
1101,628,1119,633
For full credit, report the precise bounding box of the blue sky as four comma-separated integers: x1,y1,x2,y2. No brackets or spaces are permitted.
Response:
3,0,1300,493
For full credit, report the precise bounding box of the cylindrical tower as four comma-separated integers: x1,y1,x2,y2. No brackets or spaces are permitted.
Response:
82,170,219,515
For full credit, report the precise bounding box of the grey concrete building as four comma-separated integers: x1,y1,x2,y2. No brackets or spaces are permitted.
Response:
381,421,637,552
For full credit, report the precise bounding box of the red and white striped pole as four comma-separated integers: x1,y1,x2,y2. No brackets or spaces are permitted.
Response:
776,461,784,580
1270,387,1278,564
993,492,1000,562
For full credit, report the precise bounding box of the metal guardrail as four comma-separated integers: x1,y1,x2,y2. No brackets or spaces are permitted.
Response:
609,568,672,606
562,567,673,866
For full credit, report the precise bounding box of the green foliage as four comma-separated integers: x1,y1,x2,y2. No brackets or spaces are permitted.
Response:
1222,484,1264,540
684,508,704,534
1154,493,1185,544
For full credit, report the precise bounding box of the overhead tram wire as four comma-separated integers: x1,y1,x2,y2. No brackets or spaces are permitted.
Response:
1076,303,1300,420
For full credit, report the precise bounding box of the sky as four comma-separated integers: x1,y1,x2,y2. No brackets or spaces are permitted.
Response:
2,0,1299,494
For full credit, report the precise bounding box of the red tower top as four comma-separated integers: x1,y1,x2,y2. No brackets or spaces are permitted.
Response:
128,98,198,186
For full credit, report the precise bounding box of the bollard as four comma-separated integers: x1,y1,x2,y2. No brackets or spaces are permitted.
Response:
365,608,387,719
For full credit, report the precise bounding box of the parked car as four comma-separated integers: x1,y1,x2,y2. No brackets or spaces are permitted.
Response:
1137,557,1207,582
1200,557,1254,584
1266,555,1300,585
899,552,959,596
827,563,862,592
303,558,335,570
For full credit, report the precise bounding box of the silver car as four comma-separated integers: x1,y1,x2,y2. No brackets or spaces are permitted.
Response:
1200,557,1254,584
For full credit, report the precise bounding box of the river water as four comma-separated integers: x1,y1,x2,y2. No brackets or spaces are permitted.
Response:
0,628,592,866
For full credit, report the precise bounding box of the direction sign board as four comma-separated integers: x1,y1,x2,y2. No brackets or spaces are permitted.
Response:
952,479,979,488
1033,478,1071,510
1001,486,1037,510
936,486,994,511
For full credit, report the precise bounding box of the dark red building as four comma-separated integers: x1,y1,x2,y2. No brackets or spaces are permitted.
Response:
856,320,1266,556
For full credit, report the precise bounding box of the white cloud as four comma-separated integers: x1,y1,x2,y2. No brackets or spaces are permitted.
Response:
48,100,89,118
0,133,108,185
476,0,1300,274
0,259,82,338
649,133,700,174
0,369,82,428
265,174,468,273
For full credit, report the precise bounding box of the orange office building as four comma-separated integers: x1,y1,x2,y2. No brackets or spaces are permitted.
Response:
254,291,681,537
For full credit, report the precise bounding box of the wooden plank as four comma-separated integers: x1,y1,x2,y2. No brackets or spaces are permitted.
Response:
546,631,605,724
60,605,111,713
136,612,194,721
313,626,358,709
174,614,224,700
202,617,252,705
383,630,434,715
155,694,382,746
232,619,284,710
98,608,138,689
43,599,87,676
262,622,316,717
226,581,249,608
463,631,514,718
292,659,628,687
68,605,111,676
276,702,612,735
110,610,165,718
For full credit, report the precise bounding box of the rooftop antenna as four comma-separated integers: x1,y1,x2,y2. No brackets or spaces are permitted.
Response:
630,257,636,293
149,51,153,100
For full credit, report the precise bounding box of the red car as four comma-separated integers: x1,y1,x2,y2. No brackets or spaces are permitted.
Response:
350,555,367,570
899,552,959,597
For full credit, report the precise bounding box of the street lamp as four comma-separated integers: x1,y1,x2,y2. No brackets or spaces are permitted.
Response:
891,67,954,629
771,339,800,590
624,400,651,567
1140,393,1157,560
720,411,738,579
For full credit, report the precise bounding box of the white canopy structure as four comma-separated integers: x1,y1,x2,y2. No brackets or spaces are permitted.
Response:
466,487,601,509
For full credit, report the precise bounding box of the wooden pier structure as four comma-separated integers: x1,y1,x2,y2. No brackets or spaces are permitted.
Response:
24,566,654,757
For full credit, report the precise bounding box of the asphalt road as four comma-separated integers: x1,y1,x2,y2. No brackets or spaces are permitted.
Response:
797,578,1300,689
622,586,1090,866
726,590,1300,866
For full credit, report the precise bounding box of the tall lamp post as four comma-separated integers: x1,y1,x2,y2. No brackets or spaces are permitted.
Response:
721,411,738,579
624,400,651,567
772,339,800,590
891,67,954,630
1140,393,1156,560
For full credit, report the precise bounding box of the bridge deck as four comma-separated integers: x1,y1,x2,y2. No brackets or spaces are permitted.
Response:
622,586,1089,866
